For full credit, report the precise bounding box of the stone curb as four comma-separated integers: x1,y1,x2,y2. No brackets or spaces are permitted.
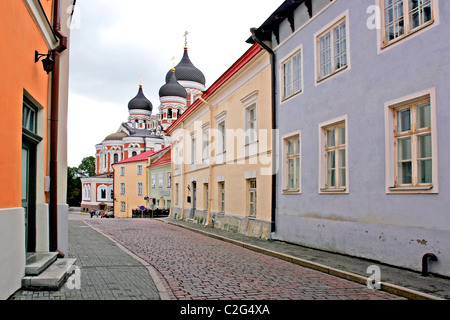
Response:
84,221,174,300
161,219,444,301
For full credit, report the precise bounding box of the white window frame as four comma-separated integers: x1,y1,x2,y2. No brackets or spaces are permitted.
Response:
137,182,143,196
120,201,126,212
318,115,349,194
282,131,302,194
314,11,350,85
158,172,164,188
377,0,438,50
215,112,227,164
120,166,125,176
202,124,210,166
167,172,171,188
151,173,156,189
385,88,438,194
137,165,143,176
280,47,303,101
120,182,126,196
219,182,225,214
248,179,257,217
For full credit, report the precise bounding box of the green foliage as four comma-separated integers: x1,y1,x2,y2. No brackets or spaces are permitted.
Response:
67,156,96,206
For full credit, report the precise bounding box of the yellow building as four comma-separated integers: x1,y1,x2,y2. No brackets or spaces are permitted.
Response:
166,43,273,240
113,150,156,218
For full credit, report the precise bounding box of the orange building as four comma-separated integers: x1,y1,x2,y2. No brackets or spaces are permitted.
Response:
0,0,75,299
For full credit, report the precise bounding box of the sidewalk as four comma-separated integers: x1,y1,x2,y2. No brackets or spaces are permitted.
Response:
9,218,162,300
160,217,449,300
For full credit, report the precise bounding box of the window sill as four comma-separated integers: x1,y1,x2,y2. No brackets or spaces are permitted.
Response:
282,189,301,195
316,65,348,84
388,186,433,193
381,20,435,50
320,188,347,194
281,89,303,103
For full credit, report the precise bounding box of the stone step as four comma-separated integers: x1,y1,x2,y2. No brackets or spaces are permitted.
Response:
25,252,58,276
22,258,77,290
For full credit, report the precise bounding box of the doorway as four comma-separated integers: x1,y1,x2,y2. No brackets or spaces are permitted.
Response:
190,181,197,218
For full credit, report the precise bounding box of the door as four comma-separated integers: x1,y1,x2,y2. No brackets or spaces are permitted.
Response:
22,140,37,252
190,182,197,218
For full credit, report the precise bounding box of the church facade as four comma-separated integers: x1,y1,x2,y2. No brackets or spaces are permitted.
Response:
81,44,205,213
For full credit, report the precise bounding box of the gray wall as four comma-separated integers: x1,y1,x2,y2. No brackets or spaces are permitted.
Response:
273,0,450,276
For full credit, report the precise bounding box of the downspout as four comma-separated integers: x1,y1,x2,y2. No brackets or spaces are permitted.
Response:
49,0,68,255
250,28,277,234
196,93,214,227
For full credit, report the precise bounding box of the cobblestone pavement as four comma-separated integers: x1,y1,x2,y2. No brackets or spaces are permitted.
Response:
85,218,406,300
9,218,160,300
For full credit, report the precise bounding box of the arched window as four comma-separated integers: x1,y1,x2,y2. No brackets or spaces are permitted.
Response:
113,154,119,163
168,108,172,119
132,151,137,157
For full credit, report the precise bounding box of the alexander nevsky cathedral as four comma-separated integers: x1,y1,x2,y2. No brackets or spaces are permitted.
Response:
80,39,206,212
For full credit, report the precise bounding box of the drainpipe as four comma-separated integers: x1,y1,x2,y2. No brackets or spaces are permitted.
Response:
250,28,277,234
422,253,438,277
49,0,68,255
196,93,214,227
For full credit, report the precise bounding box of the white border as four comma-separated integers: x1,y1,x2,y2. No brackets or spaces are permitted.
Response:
279,44,304,105
384,87,438,194
318,114,349,194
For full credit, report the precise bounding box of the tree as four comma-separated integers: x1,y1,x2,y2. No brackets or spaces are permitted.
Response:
67,166,82,207
67,156,96,207
78,156,96,177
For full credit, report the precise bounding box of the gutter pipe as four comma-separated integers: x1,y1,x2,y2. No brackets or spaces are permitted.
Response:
250,28,277,234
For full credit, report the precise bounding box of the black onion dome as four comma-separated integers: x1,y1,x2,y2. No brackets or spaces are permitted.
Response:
159,69,188,99
128,86,153,111
166,48,205,85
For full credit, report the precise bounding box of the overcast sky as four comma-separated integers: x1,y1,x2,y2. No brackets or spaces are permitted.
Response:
67,0,282,167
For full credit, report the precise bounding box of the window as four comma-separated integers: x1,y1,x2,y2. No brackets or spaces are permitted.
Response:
158,172,164,188
283,134,301,192
394,98,432,187
132,151,137,157
113,154,119,164
219,182,225,213
317,17,348,81
191,136,197,165
382,0,434,46
175,183,179,206
202,128,210,165
137,165,143,176
249,179,257,217
137,182,143,196
167,172,171,188
23,98,37,134
121,201,126,211
218,121,226,154
319,117,348,193
120,166,125,176
151,173,156,189
204,183,209,210
120,183,126,195
168,108,173,119
282,51,302,100
247,106,257,144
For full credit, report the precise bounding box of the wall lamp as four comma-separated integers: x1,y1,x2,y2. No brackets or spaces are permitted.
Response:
35,50,55,74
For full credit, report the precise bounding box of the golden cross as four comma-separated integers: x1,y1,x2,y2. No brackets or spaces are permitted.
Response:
183,31,189,47
139,74,143,86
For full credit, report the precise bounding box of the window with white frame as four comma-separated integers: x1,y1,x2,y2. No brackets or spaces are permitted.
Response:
137,182,143,196
218,120,226,154
137,165,143,176
121,201,126,211
394,97,433,187
283,133,301,192
158,172,164,188
202,127,210,165
282,50,302,100
319,117,348,193
175,183,179,206
219,182,225,213
249,179,257,217
120,166,125,176
191,135,197,165
167,172,171,188
382,0,434,46
317,17,348,81
120,182,126,195
204,183,209,210
151,173,156,188
247,105,257,144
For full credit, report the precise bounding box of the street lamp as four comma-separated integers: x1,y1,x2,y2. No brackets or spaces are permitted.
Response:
35,50,55,74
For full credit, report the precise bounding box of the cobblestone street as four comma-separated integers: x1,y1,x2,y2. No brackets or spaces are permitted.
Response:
83,216,404,300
